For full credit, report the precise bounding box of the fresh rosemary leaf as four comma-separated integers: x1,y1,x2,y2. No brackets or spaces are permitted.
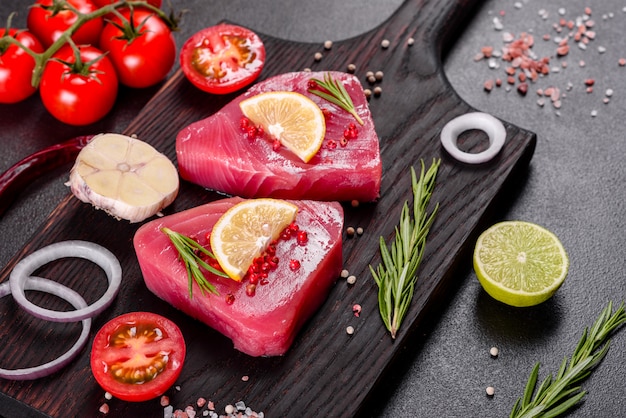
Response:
510,301,626,418
161,227,228,298
308,72,364,125
370,158,440,339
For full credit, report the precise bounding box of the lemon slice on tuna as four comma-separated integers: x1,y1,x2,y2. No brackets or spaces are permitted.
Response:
239,91,326,163
210,198,298,281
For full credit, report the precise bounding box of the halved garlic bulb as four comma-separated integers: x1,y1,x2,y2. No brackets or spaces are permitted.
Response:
67,133,179,223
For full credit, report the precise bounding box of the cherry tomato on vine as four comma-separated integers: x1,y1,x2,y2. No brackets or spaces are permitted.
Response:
0,29,45,104
27,0,103,48
39,44,118,126
180,24,266,95
99,8,175,88
92,0,162,7
90,312,186,402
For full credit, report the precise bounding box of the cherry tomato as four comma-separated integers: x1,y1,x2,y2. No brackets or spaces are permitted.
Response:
180,24,265,95
0,29,45,103
92,0,162,7
39,44,118,126
99,8,175,88
27,0,103,48
90,312,186,402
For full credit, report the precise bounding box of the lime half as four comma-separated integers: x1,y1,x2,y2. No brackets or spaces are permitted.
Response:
473,221,569,307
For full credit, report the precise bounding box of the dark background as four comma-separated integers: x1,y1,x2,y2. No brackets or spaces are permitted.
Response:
1,0,625,417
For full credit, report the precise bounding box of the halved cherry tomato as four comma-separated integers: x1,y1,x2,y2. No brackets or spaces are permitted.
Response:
180,24,265,95
0,28,45,103
27,0,103,48
39,44,118,126
99,8,175,88
90,312,186,402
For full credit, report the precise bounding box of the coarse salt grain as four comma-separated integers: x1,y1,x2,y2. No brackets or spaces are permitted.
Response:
381,39,390,48
486,386,495,397
242,375,249,381
314,52,322,61
104,392,113,400
346,325,355,335
186,406,197,418
490,346,499,357
324,40,333,50
99,403,110,414
347,275,357,285
407,37,415,46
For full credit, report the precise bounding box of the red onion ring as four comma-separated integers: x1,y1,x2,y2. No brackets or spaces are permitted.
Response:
0,277,91,380
9,241,122,322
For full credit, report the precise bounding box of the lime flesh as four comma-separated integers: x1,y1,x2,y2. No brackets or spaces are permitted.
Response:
473,221,569,307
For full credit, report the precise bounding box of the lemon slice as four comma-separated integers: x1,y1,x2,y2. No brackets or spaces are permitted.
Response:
210,199,298,281
473,221,569,307
68,133,179,223
239,91,326,163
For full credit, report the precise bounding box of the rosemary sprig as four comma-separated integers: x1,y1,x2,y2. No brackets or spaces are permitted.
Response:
370,158,440,339
161,227,229,298
307,72,364,125
510,301,626,418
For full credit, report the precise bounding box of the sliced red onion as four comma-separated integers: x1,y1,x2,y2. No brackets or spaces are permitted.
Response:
0,277,91,380
440,112,506,164
9,240,122,322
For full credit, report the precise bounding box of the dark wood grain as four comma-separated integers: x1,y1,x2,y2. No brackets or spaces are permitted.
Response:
0,0,536,416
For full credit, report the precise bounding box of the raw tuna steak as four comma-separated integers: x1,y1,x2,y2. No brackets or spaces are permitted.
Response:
176,71,381,202
133,197,344,357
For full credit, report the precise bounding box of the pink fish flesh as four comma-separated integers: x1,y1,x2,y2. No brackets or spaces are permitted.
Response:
176,71,381,202
133,197,344,357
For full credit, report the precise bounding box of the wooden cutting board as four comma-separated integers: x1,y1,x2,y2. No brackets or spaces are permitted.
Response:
0,0,536,416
